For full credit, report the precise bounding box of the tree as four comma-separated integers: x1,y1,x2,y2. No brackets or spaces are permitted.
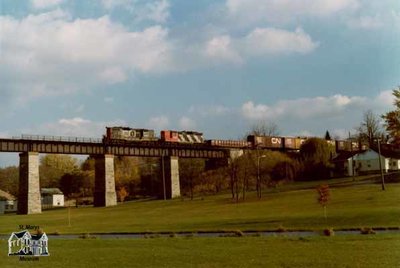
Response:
59,171,85,197
324,131,332,141
117,187,129,202
356,110,384,146
114,156,141,198
0,166,19,196
317,184,330,222
382,87,400,146
248,121,280,136
39,154,79,188
300,138,334,180
179,159,205,199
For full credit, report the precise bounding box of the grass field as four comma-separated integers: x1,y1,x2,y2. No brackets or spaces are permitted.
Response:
0,180,399,234
1,235,400,268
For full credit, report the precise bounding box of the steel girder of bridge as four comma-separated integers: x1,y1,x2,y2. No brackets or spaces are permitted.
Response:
0,138,228,158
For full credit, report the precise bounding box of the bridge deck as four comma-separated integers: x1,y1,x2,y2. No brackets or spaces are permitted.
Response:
0,137,229,158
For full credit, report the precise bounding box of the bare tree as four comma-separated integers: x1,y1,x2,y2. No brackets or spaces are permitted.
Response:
248,121,280,136
356,110,384,146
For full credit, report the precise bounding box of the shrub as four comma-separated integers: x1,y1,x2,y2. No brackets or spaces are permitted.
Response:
79,233,97,239
169,232,177,238
277,225,287,233
323,228,335,236
360,227,376,235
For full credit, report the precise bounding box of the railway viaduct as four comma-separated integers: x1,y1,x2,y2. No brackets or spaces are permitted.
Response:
0,135,241,215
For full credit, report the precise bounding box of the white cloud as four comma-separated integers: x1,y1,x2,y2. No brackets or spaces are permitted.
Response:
139,0,170,23
377,90,394,107
244,27,319,55
205,35,243,64
241,94,367,121
347,15,384,30
226,0,359,24
98,67,128,84
203,27,319,64
28,117,126,138
147,115,169,130
179,116,196,130
31,0,65,9
102,0,170,23
102,0,131,9
0,11,173,103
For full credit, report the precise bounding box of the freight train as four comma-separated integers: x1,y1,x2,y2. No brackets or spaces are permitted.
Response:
103,126,364,152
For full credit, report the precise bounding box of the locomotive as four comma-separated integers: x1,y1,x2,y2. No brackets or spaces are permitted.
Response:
160,130,204,143
104,127,157,142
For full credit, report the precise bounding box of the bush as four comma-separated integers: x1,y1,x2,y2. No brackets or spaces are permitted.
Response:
276,225,287,233
323,228,335,236
360,227,376,235
79,233,97,239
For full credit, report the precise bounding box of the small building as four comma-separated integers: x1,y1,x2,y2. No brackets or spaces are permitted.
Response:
0,189,17,214
8,230,49,256
332,145,400,176
332,151,363,177
8,230,32,255
41,188,64,209
31,233,49,256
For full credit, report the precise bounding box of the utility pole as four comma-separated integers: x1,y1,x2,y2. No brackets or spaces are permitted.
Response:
377,139,385,191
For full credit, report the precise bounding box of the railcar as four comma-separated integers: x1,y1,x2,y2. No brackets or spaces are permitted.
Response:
104,127,156,142
206,139,251,148
247,135,284,149
335,140,363,152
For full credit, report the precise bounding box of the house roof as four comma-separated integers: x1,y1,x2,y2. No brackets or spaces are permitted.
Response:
12,230,31,239
41,188,63,195
0,189,16,201
332,151,364,162
32,233,47,241
370,145,400,159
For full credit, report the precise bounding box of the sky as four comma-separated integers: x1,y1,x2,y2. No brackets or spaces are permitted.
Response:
0,0,399,166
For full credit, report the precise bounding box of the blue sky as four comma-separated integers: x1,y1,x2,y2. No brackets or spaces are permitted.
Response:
0,0,399,166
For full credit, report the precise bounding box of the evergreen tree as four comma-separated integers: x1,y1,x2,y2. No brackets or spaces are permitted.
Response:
324,131,332,140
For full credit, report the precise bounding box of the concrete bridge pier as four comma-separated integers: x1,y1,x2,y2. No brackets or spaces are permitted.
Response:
161,156,180,199
18,152,42,214
94,154,117,207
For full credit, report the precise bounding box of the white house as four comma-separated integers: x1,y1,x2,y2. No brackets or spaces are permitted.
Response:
0,189,17,214
8,230,32,255
8,230,49,256
332,151,361,177
41,188,64,209
353,148,400,174
31,233,49,256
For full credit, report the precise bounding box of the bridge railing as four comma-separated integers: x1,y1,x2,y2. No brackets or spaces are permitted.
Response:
12,134,103,143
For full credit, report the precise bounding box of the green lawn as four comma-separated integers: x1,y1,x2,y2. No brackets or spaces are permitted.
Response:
1,235,400,268
0,181,399,234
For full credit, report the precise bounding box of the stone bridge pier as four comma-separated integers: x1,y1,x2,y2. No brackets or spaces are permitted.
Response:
18,152,41,214
161,156,180,199
94,154,117,207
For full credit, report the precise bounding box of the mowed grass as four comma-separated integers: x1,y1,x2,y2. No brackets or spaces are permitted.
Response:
0,182,399,234
1,235,400,268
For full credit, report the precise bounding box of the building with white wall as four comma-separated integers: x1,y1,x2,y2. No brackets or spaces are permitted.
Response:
41,188,64,209
0,189,17,214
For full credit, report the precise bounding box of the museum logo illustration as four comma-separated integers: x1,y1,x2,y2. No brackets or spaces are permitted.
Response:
8,229,50,257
